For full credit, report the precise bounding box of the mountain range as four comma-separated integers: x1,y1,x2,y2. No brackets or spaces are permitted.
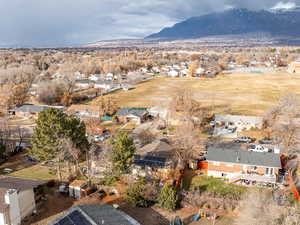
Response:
146,7,300,40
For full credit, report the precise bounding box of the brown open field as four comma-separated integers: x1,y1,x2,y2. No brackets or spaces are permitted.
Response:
90,72,300,116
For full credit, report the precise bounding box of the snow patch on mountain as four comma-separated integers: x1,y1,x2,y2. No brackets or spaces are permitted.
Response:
271,1,296,10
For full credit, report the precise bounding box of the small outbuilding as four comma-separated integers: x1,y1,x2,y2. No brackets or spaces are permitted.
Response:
69,180,87,199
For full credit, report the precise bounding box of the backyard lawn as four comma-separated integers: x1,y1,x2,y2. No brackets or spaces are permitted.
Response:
0,152,56,181
183,172,246,199
9,164,56,180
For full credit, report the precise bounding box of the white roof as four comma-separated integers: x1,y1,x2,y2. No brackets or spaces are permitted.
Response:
215,114,263,124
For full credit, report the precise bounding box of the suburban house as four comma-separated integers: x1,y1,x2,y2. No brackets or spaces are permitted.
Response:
168,70,179,77
148,106,168,120
287,60,300,74
49,205,141,225
74,72,85,80
132,139,177,178
0,176,45,225
121,83,134,91
105,73,116,80
179,68,189,77
151,66,160,73
115,107,149,124
195,67,205,76
88,74,102,81
9,104,64,118
214,114,263,131
94,80,120,90
67,105,100,118
206,144,281,185
75,80,93,90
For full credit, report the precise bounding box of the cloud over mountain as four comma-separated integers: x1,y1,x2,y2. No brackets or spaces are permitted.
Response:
0,0,299,47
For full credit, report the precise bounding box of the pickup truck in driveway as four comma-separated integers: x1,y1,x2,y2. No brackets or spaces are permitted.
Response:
248,144,269,153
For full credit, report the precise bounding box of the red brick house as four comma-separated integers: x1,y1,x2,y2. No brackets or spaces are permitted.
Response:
206,145,281,184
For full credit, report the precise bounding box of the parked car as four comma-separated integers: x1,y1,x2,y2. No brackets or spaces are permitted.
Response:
235,136,255,143
224,126,236,133
259,138,273,144
248,144,268,153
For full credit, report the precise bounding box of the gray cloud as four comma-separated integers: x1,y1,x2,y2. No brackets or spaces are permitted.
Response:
0,0,299,47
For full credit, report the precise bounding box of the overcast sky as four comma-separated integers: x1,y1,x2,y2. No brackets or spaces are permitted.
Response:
0,0,298,47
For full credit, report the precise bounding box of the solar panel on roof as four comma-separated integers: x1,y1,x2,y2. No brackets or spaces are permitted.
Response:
54,210,92,225
54,217,73,225
143,156,166,162
68,210,92,225
134,155,167,167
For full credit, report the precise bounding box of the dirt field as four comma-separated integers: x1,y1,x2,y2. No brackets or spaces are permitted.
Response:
91,72,300,116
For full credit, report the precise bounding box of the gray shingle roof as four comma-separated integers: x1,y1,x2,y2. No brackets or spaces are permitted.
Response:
76,80,91,84
50,205,141,225
0,176,46,212
116,108,148,117
0,176,46,191
136,139,173,158
215,114,263,125
206,146,281,168
95,80,113,85
12,104,64,114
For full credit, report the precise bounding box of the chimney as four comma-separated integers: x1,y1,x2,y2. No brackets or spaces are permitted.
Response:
5,189,21,225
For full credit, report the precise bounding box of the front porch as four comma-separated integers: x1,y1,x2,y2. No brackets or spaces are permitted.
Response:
229,173,277,184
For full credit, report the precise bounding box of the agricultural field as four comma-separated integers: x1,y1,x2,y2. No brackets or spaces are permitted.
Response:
91,72,300,116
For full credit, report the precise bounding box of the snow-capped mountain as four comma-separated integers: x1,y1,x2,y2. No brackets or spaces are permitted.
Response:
146,8,300,40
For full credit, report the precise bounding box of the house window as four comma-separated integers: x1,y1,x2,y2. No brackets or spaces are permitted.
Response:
213,162,220,166
221,173,227,177
265,168,273,175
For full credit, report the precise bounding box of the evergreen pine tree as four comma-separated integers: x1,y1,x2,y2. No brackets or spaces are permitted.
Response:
157,184,178,211
111,132,135,174
30,108,88,161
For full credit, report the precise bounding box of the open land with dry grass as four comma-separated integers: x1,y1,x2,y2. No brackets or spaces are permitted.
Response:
90,72,300,116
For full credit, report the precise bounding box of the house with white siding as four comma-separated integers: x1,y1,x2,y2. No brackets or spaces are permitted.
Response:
0,176,45,225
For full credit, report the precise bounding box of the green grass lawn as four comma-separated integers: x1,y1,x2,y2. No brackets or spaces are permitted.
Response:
184,175,246,199
9,165,56,180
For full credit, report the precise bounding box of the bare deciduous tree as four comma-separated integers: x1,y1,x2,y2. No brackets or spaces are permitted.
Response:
264,93,299,127
138,129,155,146
93,96,118,117
235,189,300,225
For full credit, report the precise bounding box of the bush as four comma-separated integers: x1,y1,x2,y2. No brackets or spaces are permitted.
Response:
71,94,88,104
126,179,149,207
157,184,178,211
99,176,119,186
